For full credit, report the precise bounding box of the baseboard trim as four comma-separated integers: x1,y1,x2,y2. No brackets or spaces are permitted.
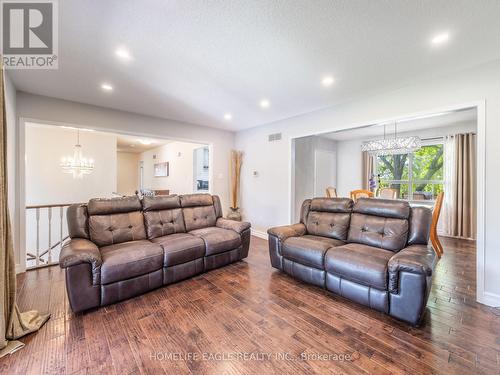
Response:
251,229,267,240
15,263,25,274
478,291,500,307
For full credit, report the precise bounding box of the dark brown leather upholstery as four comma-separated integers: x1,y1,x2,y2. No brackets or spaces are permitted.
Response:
151,233,205,266
407,207,432,245
143,208,185,239
142,195,180,211
347,213,408,252
66,204,89,239
216,218,251,234
59,238,101,284
100,240,163,284
353,198,410,219
325,244,393,290
60,193,251,312
190,227,241,255
283,235,344,269
268,197,437,326
89,211,147,247
88,196,142,215
310,197,353,213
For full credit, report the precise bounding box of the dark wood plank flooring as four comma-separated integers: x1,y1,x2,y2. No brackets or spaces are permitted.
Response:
1,236,499,374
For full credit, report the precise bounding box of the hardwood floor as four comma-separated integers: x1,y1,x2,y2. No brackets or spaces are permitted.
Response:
1,236,499,374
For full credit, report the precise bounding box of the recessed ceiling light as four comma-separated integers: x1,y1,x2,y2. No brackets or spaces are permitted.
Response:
101,83,113,91
138,139,153,145
224,113,232,121
115,47,132,60
260,99,270,108
322,76,335,87
431,32,450,46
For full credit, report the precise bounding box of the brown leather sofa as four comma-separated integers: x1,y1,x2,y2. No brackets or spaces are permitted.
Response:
59,193,251,312
268,197,437,325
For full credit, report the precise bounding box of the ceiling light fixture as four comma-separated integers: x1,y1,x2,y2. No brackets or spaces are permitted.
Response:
224,113,232,121
431,32,450,46
138,139,154,145
101,83,113,91
60,129,95,179
322,76,335,87
260,99,270,108
115,47,132,60
361,122,421,156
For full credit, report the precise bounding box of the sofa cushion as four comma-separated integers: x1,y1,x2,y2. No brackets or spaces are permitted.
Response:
151,233,205,266
283,235,344,269
88,196,142,215
347,213,408,252
306,211,352,241
89,211,147,247
143,208,186,239
325,243,393,290
100,240,163,284
142,195,180,211
189,227,241,256
353,198,410,219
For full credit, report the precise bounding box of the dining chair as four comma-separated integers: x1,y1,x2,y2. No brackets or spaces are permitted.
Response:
325,186,337,198
430,192,444,258
378,187,398,199
350,189,374,201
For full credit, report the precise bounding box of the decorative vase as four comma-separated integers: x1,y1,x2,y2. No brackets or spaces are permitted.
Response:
227,207,242,221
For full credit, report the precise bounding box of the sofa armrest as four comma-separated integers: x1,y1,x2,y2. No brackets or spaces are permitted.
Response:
388,244,437,293
216,218,251,234
267,223,306,242
60,238,102,285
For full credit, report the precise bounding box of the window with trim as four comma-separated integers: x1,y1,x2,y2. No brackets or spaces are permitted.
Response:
374,142,444,201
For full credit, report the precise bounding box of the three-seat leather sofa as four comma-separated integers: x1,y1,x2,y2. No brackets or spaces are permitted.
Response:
59,193,251,312
268,197,438,325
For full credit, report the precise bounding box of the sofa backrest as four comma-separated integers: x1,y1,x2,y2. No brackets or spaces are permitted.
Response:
180,193,221,231
347,198,410,252
407,206,432,245
142,195,186,239
304,198,353,241
87,196,146,247
67,204,90,239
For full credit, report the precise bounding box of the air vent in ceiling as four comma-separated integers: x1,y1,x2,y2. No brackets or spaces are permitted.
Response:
268,133,282,142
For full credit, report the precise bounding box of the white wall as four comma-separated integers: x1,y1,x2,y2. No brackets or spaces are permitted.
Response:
293,135,337,221
335,121,477,197
117,151,140,196
140,141,205,195
235,59,500,305
25,124,117,205
4,72,19,265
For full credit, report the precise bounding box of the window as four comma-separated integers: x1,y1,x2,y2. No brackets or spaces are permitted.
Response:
374,143,444,201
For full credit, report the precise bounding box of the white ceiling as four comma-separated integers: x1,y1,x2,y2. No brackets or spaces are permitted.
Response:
320,108,477,141
116,134,172,153
8,1,500,131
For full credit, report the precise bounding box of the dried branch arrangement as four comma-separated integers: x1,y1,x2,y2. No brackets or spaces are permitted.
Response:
230,150,243,209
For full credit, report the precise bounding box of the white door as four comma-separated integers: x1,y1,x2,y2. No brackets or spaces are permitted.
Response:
314,150,336,197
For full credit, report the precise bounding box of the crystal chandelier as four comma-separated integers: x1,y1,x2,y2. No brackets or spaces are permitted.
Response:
361,123,421,156
60,129,94,178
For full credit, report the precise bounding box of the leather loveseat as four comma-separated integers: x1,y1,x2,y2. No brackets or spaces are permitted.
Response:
59,193,251,312
268,197,437,325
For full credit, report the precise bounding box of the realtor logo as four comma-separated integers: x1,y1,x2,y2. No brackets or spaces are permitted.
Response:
1,0,58,69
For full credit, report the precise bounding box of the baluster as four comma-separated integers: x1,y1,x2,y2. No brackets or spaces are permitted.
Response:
36,208,40,267
48,207,52,264
60,206,64,259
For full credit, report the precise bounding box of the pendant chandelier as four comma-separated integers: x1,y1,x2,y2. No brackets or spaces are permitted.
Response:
361,122,421,156
60,129,94,178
